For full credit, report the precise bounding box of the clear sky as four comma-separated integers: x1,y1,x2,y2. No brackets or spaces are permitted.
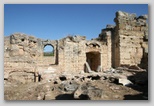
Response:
4,4,148,52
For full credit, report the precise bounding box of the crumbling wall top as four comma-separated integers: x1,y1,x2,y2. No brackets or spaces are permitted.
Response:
115,11,148,27
60,35,86,43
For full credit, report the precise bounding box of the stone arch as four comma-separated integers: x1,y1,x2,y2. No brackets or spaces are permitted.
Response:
86,41,102,53
41,40,57,65
86,42,101,48
43,44,54,56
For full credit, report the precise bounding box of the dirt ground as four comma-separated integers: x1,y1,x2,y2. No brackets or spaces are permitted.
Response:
4,69,148,100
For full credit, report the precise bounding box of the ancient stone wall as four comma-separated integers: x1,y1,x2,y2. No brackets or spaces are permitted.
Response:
57,35,111,73
4,34,39,80
4,33,58,81
4,11,148,83
4,33,42,59
58,36,87,72
113,11,148,68
4,33,58,63
98,25,113,70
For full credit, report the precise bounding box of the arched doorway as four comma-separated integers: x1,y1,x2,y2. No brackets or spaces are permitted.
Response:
86,52,101,71
43,44,55,65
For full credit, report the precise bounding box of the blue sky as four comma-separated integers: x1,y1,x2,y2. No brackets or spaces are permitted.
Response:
4,4,148,52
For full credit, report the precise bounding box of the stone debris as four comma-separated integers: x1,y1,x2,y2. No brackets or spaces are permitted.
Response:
118,78,133,86
59,81,79,92
85,62,92,73
128,65,141,70
43,66,56,73
4,69,148,100
73,83,103,99
47,66,56,71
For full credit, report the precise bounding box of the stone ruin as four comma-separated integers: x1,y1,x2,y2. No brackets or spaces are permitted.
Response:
4,11,148,84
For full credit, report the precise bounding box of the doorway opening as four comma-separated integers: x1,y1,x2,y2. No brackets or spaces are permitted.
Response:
86,52,101,71
43,45,54,56
43,44,56,65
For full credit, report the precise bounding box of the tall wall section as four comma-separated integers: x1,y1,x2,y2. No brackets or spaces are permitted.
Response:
58,36,87,73
98,25,113,70
113,11,148,68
